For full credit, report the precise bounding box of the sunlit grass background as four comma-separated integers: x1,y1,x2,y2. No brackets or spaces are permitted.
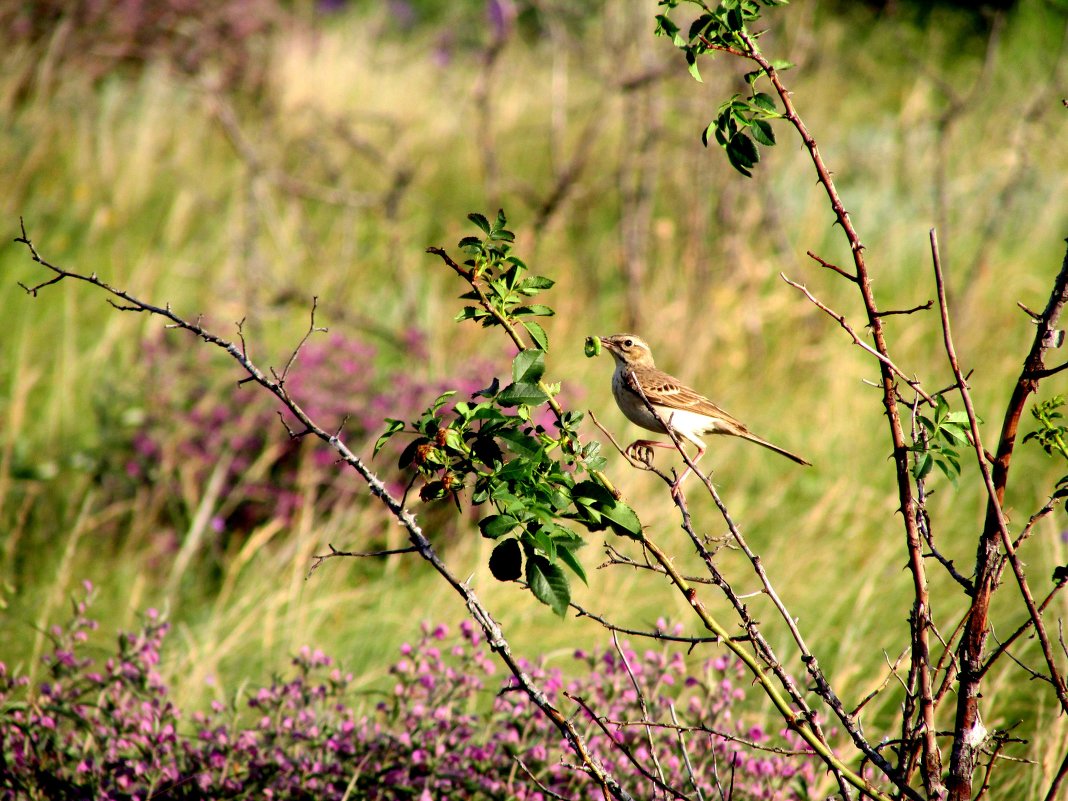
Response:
2,0,1068,794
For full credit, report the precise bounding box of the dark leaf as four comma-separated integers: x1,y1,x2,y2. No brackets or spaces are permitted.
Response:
685,49,702,83
480,514,521,539
701,121,715,148
489,538,523,582
398,438,428,470
419,480,446,502
688,13,714,40
475,377,501,399
455,306,488,322
471,434,504,466
468,212,491,234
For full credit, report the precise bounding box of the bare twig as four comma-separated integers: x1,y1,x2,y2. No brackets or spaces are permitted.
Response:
613,632,668,788
306,543,419,579
565,692,691,801
851,649,909,718
805,250,857,282
873,301,935,318
782,274,935,405
669,704,704,801
274,296,328,385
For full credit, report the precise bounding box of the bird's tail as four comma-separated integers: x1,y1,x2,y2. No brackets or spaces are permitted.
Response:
742,433,812,467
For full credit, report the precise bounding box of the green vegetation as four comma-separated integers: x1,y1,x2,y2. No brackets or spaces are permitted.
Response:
2,0,1067,796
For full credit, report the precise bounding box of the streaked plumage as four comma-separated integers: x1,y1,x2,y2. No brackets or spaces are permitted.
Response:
599,333,810,490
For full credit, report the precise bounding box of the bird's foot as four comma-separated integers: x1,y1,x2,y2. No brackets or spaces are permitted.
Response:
625,440,657,467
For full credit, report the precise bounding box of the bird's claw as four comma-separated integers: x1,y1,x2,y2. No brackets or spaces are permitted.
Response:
625,441,655,467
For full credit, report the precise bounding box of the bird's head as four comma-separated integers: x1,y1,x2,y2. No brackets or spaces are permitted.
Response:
599,334,656,368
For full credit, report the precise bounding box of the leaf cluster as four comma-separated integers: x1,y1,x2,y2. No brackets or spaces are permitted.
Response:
1024,395,1068,462
908,394,971,484
655,0,791,176
455,210,553,351
377,213,643,616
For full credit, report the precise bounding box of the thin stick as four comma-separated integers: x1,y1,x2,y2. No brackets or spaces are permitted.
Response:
782,274,935,405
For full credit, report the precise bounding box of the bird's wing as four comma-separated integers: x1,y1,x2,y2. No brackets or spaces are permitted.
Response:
627,367,750,433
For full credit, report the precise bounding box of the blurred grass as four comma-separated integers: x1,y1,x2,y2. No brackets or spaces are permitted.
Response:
1,0,1068,792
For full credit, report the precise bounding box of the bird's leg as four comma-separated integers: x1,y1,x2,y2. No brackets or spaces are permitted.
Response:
670,444,706,499
625,438,673,467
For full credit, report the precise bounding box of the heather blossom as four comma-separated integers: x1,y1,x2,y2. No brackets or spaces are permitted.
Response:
1,587,818,799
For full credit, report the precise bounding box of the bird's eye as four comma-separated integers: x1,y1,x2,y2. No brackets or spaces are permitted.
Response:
624,339,633,347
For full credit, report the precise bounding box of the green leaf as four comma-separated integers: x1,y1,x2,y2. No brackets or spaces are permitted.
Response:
489,538,523,582
941,425,970,446
600,499,643,538
571,480,643,537
457,236,482,249
750,118,775,146
512,305,555,318
516,275,555,295
430,391,457,412
497,382,550,407
526,555,570,617
497,428,543,459
914,452,933,481
480,514,521,539
685,49,703,83
751,92,777,113
523,321,549,351
688,13,714,40
512,350,546,384
441,427,467,453
530,527,558,561
455,306,488,322
701,121,715,148
557,544,588,586
572,479,615,507
468,212,491,234
373,418,405,457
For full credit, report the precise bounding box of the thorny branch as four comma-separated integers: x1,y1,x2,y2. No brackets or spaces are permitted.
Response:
736,34,944,797
938,234,1068,801
621,373,903,801
12,220,637,801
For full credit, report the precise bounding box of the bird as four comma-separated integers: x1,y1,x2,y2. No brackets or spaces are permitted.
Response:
598,333,810,494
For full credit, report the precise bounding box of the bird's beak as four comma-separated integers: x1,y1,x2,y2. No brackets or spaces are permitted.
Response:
598,336,612,350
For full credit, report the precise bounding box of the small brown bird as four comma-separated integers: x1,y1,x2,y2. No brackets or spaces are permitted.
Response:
599,333,810,492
